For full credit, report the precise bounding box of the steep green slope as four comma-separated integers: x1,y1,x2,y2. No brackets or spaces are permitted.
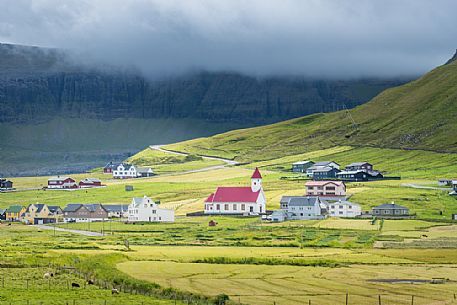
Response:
165,60,457,162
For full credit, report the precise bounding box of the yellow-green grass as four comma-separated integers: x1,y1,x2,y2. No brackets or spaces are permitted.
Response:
0,267,177,305
118,261,457,305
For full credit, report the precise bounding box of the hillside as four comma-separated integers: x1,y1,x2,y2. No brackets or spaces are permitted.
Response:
164,57,457,162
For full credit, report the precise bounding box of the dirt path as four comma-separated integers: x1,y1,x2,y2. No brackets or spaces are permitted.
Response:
401,183,450,191
148,145,238,175
149,145,238,165
34,224,104,236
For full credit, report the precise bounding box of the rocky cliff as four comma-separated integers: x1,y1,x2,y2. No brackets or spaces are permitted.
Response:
0,43,408,124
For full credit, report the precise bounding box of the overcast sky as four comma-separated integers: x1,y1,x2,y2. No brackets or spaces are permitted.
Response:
1,0,456,78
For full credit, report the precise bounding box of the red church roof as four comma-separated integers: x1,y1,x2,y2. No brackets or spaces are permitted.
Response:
205,193,215,202
251,167,262,179
207,187,260,203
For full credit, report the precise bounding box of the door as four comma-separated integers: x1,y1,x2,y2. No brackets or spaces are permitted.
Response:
250,206,254,213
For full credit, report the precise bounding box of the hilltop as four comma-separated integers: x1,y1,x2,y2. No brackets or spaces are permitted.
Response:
164,57,457,162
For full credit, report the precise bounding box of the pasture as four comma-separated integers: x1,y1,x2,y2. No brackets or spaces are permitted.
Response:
118,261,457,305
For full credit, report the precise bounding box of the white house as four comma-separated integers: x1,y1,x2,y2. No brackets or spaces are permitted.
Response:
113,163,154,179
324,200,362,218
47,177,78,189
128,196,174,222
204,168,266,215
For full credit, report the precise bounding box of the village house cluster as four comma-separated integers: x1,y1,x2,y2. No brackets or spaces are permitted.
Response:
47,177,104,190
199,167,412,223
103,162,154,179
438,178,457,196
292,160,385,181
0,196,174,224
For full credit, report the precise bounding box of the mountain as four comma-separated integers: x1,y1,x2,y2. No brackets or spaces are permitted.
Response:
0,43,408,125
164,55,457,163
0,43,409,176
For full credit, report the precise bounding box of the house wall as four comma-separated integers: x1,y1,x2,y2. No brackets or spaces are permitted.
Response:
328,203,361,217
306,184,345,196
128,200,174,222
287,204,323,220
113,165,138,179
373,208,409,216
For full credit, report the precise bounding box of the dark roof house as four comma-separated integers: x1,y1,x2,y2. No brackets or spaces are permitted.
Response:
372,203,411,218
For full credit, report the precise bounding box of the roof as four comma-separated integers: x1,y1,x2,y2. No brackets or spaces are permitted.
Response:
137,167,153,173
374,203,408,210
80,178,101,183
104,162,120,169
346,162,371,167
312,166,337,173
251,168,262,179
314,161,339,167
48,176,74,182
280,196,301,204
305,181,344,187
205,193,215,203
48,206,62,213
293,161,313,165
271,209,287,216
64,203,105,212
118,163,133,170
6,205,24,213
288,197,320,207
103,204,128,212
322,200,360,207
63,204,83,212
25,203,46,213
208,187,260,203
131,196,156,207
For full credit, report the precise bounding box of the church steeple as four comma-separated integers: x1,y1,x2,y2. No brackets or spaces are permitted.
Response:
251,167,262,192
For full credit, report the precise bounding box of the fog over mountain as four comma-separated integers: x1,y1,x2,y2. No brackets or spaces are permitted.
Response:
1,0,456,78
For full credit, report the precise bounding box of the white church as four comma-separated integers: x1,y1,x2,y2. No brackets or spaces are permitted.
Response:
204,168,266,216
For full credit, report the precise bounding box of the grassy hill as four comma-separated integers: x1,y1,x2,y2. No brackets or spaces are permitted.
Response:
164,60,457,162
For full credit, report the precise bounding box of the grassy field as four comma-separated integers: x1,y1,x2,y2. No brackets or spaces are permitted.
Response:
118,261,457,305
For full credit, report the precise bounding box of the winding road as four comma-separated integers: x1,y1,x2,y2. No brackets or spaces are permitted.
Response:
149,145,238,174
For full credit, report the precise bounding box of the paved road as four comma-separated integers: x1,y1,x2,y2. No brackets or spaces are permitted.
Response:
34,225,104,237
401,183,451,191
149,145,238,175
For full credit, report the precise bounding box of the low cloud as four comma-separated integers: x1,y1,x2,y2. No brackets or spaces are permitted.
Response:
1,0,456,78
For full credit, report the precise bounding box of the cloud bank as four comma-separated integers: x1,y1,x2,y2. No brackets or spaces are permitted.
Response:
0,0,456,78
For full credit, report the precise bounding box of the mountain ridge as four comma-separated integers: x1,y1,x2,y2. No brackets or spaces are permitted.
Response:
162,58,457,162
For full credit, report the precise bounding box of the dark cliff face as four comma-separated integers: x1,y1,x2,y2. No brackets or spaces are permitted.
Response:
0,43,409,124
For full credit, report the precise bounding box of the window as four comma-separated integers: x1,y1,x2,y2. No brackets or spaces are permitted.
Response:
233,204,237,210
331,205,335,209
216,204,220,210
224,204,229,210
339,211,343,215
348,206,352,209
241,204,245,211
152,210,156,214
339,205,343,209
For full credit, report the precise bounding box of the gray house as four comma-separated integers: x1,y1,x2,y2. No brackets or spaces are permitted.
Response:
345,162,373,171
372,203,410,218
312,166,341,180
280,196,301,210
292,161,314,173
287,197,324,220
